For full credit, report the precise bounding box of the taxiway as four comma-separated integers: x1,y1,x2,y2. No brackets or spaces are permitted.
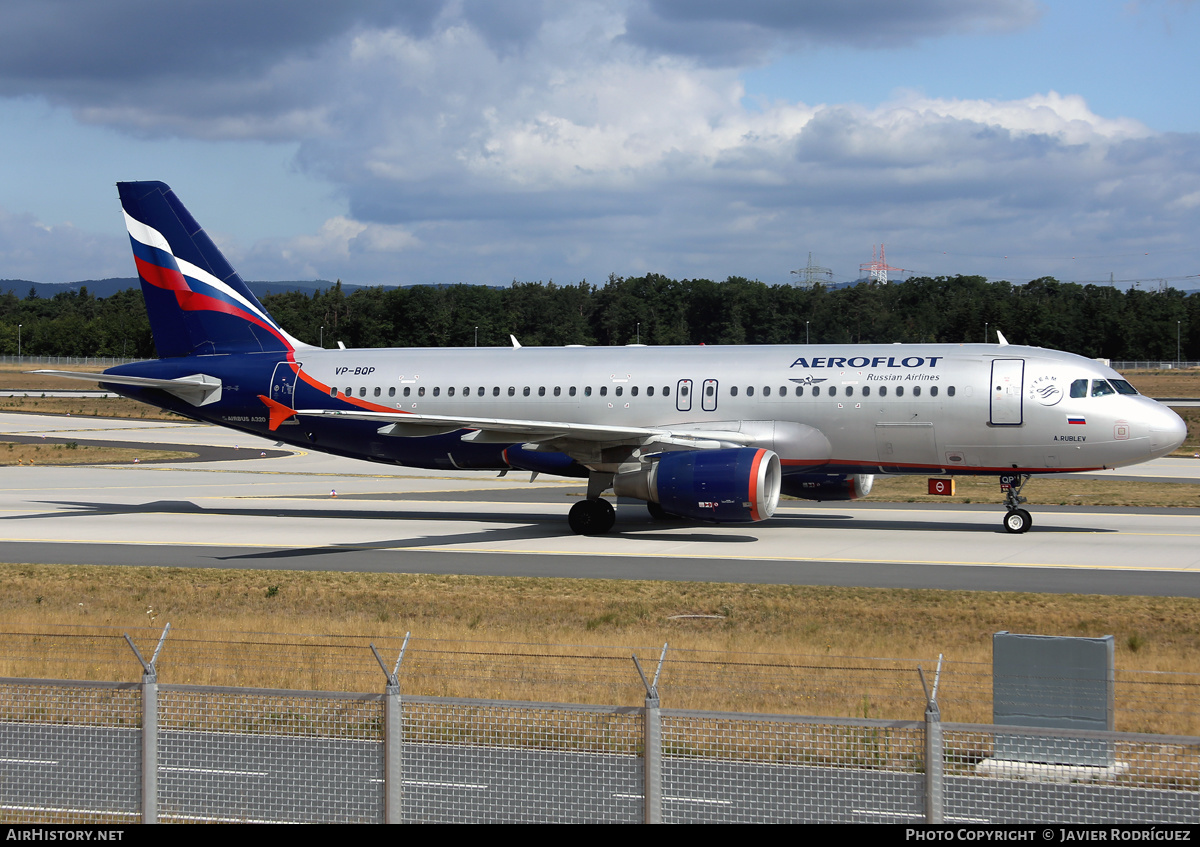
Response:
1,413,1199,596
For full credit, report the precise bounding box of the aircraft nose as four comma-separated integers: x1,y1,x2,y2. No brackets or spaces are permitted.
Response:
1148,402,1187,457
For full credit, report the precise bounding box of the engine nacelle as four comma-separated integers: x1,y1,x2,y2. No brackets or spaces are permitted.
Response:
781,473,874,501
615,447,781,522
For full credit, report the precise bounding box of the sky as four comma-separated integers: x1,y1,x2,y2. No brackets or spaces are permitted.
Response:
0,0,1198,290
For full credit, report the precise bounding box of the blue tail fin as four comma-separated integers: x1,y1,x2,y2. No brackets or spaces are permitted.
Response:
118,181,299,358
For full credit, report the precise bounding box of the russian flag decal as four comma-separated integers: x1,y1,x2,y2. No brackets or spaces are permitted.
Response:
1067,415,1086,425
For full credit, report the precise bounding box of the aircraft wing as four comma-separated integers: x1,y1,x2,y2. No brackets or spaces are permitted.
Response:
294,407,755,449
30,370,223,406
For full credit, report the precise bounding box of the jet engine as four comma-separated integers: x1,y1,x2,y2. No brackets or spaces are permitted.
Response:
780,473,874,501
614,447,781,522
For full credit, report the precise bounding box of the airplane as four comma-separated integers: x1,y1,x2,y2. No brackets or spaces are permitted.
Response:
38,181,1188,535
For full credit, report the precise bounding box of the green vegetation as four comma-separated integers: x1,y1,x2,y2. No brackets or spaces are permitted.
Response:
2,275,1199,360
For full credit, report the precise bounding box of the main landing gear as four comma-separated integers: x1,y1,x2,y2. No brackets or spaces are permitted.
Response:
569,471,617,535
568,498,615,535
1002,473,1033,534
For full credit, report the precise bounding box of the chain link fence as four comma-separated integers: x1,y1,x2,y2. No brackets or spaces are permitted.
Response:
2,627,1200,823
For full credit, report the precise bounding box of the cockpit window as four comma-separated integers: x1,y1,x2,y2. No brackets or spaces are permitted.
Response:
1070,379,1088,399
1091,379,1116,397
1109,379,1138,396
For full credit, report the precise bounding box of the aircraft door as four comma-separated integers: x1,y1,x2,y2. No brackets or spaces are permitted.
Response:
270,361,302,409
676,379,693,412
701,378,719,412
989,359,1024,425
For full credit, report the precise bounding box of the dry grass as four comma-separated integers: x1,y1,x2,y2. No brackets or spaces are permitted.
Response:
1122,368,1200,398
870,475,1200,507
1,565,1198,732
0,441,194,465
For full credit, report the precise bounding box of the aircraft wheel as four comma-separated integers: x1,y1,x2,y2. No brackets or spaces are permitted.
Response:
1003,508,1032,534
569,498,616,535
647,501,681,521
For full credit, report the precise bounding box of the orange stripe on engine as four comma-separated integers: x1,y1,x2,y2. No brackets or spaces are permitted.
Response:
748,448,765,521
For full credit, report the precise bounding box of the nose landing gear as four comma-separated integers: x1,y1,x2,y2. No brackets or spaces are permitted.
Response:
1002,473,1033,533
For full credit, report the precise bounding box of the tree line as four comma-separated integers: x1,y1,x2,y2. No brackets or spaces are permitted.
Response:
1,275,1197,361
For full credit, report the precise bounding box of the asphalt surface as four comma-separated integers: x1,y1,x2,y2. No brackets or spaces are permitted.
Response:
2,412,1199,596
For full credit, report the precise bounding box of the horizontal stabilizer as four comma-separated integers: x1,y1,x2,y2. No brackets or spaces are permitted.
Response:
32,370,223,407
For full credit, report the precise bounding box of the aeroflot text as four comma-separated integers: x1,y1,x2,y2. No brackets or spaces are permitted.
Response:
790,356,943,369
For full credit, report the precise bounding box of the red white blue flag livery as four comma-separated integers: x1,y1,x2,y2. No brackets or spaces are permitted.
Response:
119,182,305,358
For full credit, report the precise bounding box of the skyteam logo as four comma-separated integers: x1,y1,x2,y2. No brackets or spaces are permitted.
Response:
1027,374,1064,406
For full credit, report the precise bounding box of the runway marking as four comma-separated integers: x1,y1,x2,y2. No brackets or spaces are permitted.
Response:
162,765,270,776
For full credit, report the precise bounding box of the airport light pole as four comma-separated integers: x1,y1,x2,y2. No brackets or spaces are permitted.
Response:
17,324,20,361
1178,321,1182,367
320,326,323,348
475,326,478,347
806,321,809,344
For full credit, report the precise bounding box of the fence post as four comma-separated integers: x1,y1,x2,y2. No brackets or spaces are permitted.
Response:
125,624,170,824
372,634,410,824
919,655,944,824
633,643,668,824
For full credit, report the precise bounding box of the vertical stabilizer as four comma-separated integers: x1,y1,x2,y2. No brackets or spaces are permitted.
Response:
118,181,300,358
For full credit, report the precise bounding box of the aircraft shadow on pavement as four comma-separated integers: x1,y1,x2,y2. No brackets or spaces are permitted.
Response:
15,500,761,560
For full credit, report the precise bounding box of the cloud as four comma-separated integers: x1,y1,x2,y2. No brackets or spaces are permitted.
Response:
623,0,1043,64
0,1,1196,289
0,208,127,284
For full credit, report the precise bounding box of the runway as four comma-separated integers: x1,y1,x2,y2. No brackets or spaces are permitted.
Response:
2,413,1200,596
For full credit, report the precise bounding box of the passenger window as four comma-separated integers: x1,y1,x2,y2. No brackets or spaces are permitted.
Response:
879,386,887,397
844,386,852,397
913,386,921,397
374,387,381,397
1070,379,1088,398
896,386,904,397
507,387,514,396
796,386,804,397
538,387,545,396
432,387,439,397
585,386,592,396
930,386,938,397
1091,380,1116,397
331,388,338,397
403,386,411,397
389,387,396,397
631,386,638,397
569,386,576,396
704,385,712,397
359,387,366,397
647,386,654,397
747,386,755,397
779,386,786,396
418,387,426,397
600,386,608,396
554,386,561,396
663,386,670,396
478,387,485,397
731,386,739,397
345,386,351,396
947,386,955,397
448,387,455,397
680,385,688,397
616,386,623,396
523,387,530,396
764,386,771,397
863,386,870,397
